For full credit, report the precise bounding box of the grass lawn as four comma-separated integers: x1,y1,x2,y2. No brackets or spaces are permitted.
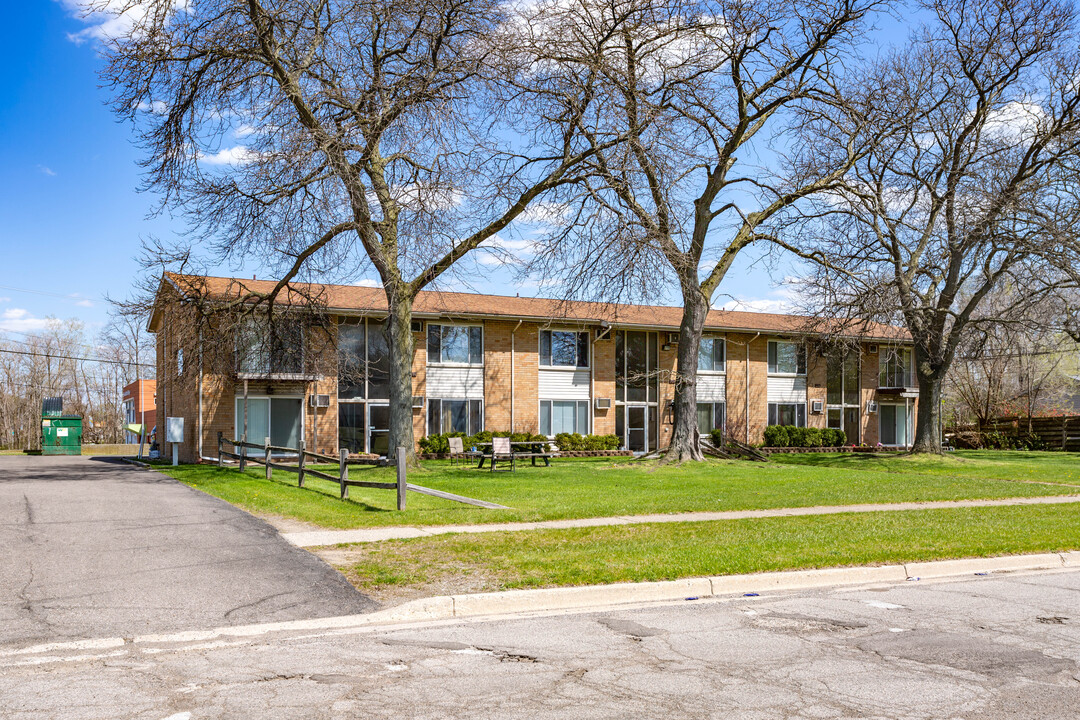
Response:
158,450,1080,530
770,449,1080,485
322,503,1080,602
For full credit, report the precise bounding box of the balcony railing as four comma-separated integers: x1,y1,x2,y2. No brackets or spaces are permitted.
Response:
878,371,915,389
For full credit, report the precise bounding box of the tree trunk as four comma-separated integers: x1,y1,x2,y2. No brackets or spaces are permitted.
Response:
385,289,419,468
911,348,943,454
662,287,710,464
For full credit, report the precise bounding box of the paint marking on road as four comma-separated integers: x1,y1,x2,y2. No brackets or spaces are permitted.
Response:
864,600,906,610
0,637,126,658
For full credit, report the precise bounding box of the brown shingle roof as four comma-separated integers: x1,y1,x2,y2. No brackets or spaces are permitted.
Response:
160,273,908,340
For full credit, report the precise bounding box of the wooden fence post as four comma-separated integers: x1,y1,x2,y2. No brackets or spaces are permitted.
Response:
239,432,247,472
339,448,349,499
217,431,223,467
298,439,306,488
265,437,272,481
396,446,407,511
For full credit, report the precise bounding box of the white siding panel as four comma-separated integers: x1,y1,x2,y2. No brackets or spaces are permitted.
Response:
767,376,807,403
698,374,727,402
427,366,484,399
538,369,591,400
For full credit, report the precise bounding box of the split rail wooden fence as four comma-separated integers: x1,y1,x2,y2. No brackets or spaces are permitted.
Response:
217,432,506,510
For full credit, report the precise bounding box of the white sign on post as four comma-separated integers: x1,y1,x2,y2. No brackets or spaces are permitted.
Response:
166,417,184,466
166,417,184,443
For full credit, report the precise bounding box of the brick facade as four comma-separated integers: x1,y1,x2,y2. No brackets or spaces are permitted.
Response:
151,282,917,460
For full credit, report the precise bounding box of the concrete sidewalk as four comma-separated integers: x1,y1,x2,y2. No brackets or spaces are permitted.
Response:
282,493,1080,547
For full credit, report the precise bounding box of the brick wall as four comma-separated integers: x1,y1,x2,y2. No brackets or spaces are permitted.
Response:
861,345,880,445
154,295,917,457
806,348,828,429
592,330,616,435
483,320,514,431
510,323,540,434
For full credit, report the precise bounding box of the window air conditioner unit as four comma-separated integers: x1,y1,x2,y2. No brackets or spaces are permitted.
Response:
811,399,824,414
594,397,612,410
411,320,424,333
667,332,680,343
412,395,425,408
868,344,879,354
866,400,878,414
310,394,331,408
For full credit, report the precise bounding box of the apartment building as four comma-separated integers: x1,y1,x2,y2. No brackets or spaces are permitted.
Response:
121,379,157,444
149,274,918,463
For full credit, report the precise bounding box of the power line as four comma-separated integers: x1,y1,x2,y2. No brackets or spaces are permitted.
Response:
0,283,96,303
0,348,155,368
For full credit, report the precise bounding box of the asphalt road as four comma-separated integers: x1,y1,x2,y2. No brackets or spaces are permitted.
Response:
0,455,374,646
2,568,1078,718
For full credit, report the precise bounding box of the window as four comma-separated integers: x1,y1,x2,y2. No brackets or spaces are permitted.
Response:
338,403,366,454
768,402,806,427
879,347,913,388
540,330,589,368
767,340,806,375
540,400,589,436
234,396,302,453
427,324,483,365
427,399,483,435
696,402,726,434
615,330,659,403
236,316,304,375
338,319,390,400
698,338,726,372
176,347,184,376
827,352,860,405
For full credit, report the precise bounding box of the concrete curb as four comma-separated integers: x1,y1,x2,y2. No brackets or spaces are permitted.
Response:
2,551,1075,664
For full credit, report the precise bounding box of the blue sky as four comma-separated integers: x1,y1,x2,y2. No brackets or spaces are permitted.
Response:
0,1,800,339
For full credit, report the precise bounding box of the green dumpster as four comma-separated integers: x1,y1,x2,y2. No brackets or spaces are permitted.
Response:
41,397,82,456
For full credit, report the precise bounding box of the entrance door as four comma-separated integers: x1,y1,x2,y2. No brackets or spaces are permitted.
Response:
627,405,648,453
844,407,860,445
368,404,390,456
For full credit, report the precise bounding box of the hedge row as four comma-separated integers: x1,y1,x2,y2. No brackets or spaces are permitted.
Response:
417,431,547,454
762,425,847,448
418,431,623,454
553,433,621,451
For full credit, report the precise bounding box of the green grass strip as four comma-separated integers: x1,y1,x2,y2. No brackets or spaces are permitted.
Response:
160,451,1080,530
337,504,1080,593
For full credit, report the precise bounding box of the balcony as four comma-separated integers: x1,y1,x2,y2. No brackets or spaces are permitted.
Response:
878,371,918,395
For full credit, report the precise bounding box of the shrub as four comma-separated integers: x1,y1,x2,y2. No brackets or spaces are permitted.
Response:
823,428,846,446
709,428,725,448
803,427,823,447
763,425,789,447
1015,432,1047,451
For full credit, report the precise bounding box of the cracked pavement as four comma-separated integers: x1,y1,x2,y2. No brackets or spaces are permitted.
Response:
0,455,374,647
2,569,1079,718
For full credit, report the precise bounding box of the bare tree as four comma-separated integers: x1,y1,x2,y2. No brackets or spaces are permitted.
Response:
508,0,882,461
791,0,1080,453
92,0,610,464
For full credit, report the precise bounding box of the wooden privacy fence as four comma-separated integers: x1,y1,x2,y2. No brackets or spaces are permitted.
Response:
981,415,1080,451
217,433,507,511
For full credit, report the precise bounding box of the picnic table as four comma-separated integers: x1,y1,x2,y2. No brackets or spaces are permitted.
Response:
473,440,557,469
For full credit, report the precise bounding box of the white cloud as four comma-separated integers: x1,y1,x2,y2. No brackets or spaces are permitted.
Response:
715,281,802,315
37,165,56,177
64,0,190,45
0,309,53,333
0,296,11,303
198,146,258,166
352,279,382,288
135,100,168,115
70,295,94,308
475,234,538,266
